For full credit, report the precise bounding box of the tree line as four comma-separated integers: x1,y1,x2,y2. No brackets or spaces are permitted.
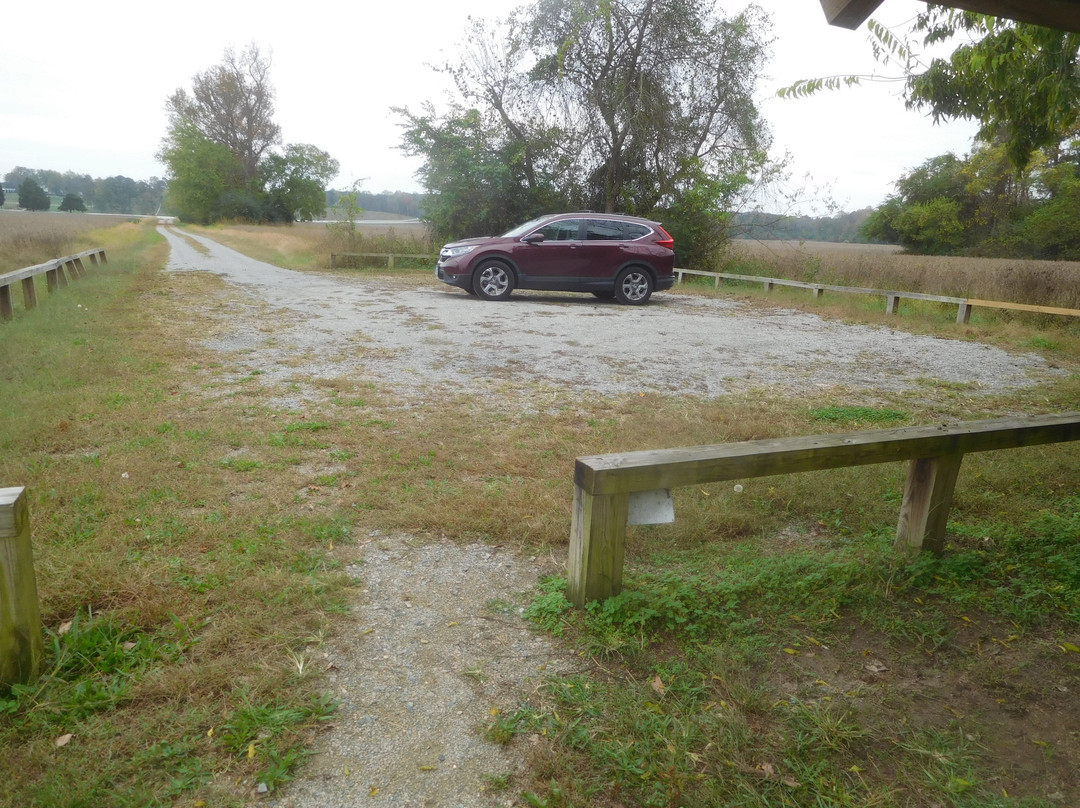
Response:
2,168,166,214
861,140,1080,259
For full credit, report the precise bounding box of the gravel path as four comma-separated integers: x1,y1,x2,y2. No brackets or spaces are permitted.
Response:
265,534,572,808
158,227,1061,807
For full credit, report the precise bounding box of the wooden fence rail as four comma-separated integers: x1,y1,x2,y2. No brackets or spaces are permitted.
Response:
674,268,1080,323
329,252,434,270
568,413,1080,607
0,248,108,323
1,487,43,687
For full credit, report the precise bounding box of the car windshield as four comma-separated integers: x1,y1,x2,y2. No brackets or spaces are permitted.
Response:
501,216,552,238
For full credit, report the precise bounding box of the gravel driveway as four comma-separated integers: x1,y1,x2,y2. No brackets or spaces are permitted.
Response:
160,227,1057,405
158,227,1058,807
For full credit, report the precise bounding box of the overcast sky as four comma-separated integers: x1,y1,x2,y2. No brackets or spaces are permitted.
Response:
1,0,980,214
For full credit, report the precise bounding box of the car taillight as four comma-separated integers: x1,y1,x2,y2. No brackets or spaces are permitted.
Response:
655,226,674,250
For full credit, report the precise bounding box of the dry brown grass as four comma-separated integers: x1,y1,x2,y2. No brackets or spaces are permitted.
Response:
0,211,138,274
729,239,1080,309
189,221,435,271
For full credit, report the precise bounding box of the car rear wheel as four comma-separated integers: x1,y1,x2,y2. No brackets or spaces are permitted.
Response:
472,260,515,301
614,267,653,305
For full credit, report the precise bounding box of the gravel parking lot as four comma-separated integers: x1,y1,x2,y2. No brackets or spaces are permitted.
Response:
160,227,1058,406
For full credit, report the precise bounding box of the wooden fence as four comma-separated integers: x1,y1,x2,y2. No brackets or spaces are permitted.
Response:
568,413,1080,606
0,248,108,323
329,252,433,270
0,487,43,687
674,268,1080,323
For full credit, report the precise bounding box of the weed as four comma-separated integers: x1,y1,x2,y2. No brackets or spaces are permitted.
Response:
811,405,908,424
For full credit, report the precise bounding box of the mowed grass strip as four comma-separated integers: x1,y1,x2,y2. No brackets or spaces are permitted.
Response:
2,219,1078,806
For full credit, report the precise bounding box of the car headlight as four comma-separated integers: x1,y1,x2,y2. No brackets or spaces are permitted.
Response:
442,245,477,257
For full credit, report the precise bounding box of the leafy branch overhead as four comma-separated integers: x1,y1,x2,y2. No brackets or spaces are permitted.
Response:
779,9,1080,172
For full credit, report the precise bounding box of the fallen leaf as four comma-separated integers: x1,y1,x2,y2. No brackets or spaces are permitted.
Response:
419,765,435,771
781,776,801,788
54,734,73,748
247,742,256,760
58,621,73,636
207,727,214,738
864,660,888,674
1060,642,1079,653
369,787,379,796
651,675,666,696
783,648,800,656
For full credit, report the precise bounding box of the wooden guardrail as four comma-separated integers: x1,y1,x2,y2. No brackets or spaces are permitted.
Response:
568,413,1080,606
674,268,1080,323
0,248,108,323
329,252,433,269
1,487,43,687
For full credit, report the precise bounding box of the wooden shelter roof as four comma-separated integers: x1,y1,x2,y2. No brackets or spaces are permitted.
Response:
821,0,1080,32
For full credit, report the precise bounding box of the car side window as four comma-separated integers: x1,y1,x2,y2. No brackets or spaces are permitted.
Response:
533,219,582,242
623,223,650,240
585,219,625,240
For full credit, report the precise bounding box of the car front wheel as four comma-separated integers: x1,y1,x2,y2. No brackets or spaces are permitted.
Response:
614,267,653,305
472,260,515,301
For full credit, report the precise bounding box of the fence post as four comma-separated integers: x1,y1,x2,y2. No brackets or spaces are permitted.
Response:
388,254,396,270
567,483,629,607
895,454,964,555
21,278,38,311
1,487,44,687
0,286,12,322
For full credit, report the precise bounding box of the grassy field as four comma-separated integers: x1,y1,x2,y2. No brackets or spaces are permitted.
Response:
726,239,1080,310
1,219,1078,807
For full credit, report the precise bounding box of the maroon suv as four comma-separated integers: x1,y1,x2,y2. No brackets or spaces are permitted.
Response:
435,212,675,305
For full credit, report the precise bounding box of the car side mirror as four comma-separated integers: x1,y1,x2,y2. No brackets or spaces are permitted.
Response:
522,232,545,244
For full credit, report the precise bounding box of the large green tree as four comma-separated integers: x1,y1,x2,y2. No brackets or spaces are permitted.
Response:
160,46,337,223
58,193,87,212
17,178,50,211
260,144,339,222
160,122,246,224
166,45,281,184
398,0,773,267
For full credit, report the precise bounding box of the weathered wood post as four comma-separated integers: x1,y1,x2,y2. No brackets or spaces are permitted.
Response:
0,285,12,323
21,277,38,311
567,485,629,607
0,487,43,687
895,454,964,554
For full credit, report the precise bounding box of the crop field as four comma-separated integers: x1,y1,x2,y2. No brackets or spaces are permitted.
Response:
1,220,1078,807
